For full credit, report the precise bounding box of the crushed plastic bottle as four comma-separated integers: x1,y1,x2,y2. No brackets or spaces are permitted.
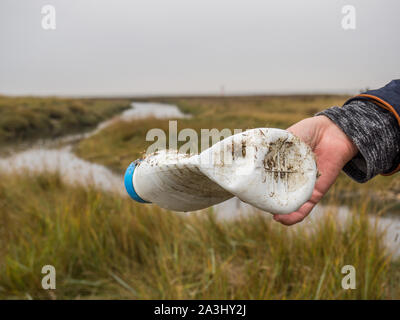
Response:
124,128,317,214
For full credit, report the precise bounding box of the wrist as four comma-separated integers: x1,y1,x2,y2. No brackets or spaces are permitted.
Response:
317,115,358,165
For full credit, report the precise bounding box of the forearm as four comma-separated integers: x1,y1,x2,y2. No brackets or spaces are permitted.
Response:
317,100,400,183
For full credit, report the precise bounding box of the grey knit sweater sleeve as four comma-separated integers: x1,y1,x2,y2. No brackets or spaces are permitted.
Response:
316,100,400,183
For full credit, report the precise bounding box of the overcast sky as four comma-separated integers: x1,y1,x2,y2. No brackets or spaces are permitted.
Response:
0,0,399,96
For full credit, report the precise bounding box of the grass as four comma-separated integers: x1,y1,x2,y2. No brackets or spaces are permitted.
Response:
0,96,131,145
0,172,397,299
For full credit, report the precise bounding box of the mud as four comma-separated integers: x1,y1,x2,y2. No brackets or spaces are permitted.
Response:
210,129,315,196
262,135,311,193
223,137,248,164
140,152,232,199
167,163,232,198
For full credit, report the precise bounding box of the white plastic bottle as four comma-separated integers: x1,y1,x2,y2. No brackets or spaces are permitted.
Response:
124,128,317,214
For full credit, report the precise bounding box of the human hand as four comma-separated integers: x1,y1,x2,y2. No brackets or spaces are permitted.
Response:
273,115,358,226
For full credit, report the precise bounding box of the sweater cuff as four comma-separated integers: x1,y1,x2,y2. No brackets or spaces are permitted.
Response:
316,100,400,183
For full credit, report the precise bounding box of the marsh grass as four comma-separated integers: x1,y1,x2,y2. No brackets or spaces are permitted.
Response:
0,96,130,145
0,172,397,299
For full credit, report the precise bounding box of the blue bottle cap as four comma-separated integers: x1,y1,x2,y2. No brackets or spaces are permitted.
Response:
124,160,151,203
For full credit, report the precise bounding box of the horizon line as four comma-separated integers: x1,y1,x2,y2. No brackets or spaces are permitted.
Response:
0,88,360,99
